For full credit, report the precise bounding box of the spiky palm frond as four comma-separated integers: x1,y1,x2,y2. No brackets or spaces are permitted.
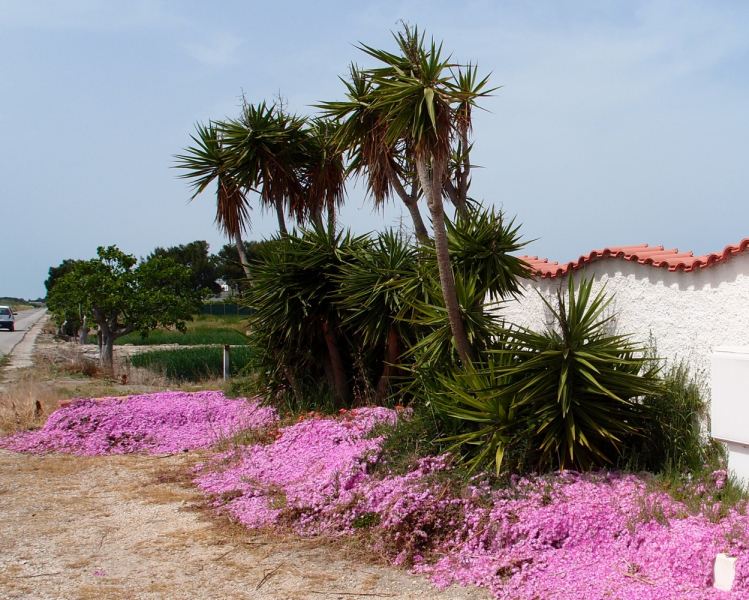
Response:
335,230,418,347
364,37,455,164
447,202,533,299
173,122,252,239
299,118,346,225
451,63,497,136
317,65,403,209
220,102,308,222
411,350,522,475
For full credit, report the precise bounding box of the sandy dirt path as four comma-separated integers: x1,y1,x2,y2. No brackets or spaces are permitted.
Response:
0,448,490,600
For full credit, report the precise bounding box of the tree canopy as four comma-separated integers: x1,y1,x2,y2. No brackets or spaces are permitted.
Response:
47,246,203,366
149,240,221,296
45,259,83,296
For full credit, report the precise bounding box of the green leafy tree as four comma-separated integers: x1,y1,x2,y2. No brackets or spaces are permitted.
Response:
45,259,83,296
47,246,203,367
149,240,220,296
44,259,87,339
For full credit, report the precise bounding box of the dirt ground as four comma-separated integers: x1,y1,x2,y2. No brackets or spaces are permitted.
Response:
0,322,491,599
0,448,490,600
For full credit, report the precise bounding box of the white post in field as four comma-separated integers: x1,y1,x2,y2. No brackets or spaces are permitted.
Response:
223,345,231,381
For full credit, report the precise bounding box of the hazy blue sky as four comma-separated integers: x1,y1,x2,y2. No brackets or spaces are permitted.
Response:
2,1,748,298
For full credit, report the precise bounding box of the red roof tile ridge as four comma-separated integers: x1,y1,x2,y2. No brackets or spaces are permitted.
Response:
519,238,749,278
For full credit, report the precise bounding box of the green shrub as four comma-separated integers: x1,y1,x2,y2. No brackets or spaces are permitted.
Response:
414,275,662,474
618,362,722,473
129,346,255,381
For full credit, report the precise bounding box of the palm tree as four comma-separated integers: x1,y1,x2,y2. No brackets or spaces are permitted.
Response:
220,102,309,235
174,123,253,277
319,65,429,240
444,64,491,217
299,117,347,230
359,26,493,364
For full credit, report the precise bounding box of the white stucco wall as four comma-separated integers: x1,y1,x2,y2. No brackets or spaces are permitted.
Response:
498,251,749,379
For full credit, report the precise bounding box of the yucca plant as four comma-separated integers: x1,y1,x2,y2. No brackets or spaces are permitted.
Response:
220,101,309,234
318,65,429,239
299,117,347,229
321,24,496,364
403,268,502,369
335,231,421,401
412,349,523,474
446,202,532,302
361,28,494,365
244,224,368,406
491,274,662,470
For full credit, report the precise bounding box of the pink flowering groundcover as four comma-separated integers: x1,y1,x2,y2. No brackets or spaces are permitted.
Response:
194,407,749,600
0,390,277,455
2,392,748,599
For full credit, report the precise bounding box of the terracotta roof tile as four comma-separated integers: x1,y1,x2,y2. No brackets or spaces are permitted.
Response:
519,238,749,279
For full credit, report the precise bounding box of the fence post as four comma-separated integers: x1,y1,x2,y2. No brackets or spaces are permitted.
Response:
223,345,231,380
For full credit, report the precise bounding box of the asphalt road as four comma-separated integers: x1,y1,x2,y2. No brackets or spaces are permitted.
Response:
0,308,47,357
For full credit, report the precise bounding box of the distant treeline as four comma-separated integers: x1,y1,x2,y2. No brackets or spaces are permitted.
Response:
44,240,263,300
0,297,43,306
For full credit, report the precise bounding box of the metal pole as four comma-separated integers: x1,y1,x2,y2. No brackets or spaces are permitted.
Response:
223,345,230,381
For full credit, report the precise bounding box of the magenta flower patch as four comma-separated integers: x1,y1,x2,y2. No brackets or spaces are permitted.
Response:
3,395,748,598
195,410,749,600
0,391,276,455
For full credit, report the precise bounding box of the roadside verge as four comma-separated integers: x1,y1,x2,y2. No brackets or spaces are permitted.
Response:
3,310,49,371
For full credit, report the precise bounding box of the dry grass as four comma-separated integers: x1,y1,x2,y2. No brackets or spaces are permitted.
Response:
0,380,65,434
0,333,235,436
6,333,232,408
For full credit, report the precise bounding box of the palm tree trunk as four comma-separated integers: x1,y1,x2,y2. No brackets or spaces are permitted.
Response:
385,163,429,241
234,231,252,279
321,320,351,406
444,179,468,218
416,156,474,364
404,198,429,240
275,198,288,235
375,326,399,402
327,204,336,232
311,209,324,229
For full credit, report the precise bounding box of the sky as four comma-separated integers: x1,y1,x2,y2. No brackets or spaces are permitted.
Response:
1,0,748,299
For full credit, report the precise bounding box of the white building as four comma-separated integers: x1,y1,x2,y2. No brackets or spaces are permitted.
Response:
500,237,749,482
500,238,749,377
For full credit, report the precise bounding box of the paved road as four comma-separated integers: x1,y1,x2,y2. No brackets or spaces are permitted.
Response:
0,308,47,357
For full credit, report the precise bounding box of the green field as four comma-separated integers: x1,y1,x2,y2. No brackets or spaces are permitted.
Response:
115,326,249,346
128,346,256,381
83,314,250,346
